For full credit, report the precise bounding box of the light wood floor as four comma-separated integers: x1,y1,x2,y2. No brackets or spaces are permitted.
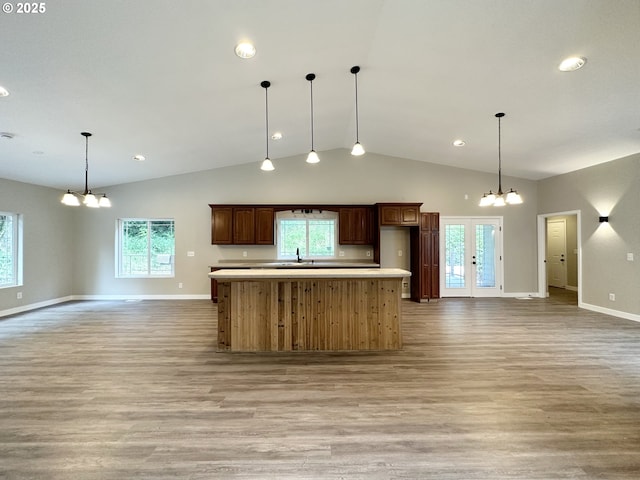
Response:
1,291,640,479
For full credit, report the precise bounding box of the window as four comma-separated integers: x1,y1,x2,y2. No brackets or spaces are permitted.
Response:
277,211,337,260
117,219,175,277
0,212,22,288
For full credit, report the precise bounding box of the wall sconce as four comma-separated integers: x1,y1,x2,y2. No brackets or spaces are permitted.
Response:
599,216,609,223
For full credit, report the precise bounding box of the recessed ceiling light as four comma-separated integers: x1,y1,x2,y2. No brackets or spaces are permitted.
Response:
235,42,256,59
271,132,282,140
453,139,466,147
558,56,586,72
133,154,146,161
0,86,8,97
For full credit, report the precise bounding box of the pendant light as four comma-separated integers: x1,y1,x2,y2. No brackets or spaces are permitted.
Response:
259,80,274,171
479,113,522,207
305,73,319,164
350,66,365,156
61,132,111,208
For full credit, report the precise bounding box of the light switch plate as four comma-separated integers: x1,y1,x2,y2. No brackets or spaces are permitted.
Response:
627,253,634,261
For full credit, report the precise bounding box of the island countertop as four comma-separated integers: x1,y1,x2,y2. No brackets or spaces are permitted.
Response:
209,267,410,280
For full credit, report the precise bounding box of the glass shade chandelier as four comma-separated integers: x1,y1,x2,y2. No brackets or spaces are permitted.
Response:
61,132,111,208
305,73,320,164
259,80,275,171
350,66,365,156
479,113,522,207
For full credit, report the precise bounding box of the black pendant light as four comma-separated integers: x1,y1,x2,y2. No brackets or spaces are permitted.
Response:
479,113,522,206
305,73,319,164
61,132,111,208
350,66,365,156
259,81,274,171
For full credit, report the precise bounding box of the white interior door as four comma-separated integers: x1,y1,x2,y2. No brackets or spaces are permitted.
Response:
547,219,567,288
441,217,503,297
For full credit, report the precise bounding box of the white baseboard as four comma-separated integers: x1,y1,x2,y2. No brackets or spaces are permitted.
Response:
0,294,211,317
0,296,74,318
503,292,541,298
71,294,211,301
580,302,640,323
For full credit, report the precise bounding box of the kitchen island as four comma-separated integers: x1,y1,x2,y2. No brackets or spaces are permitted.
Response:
209,268,410,352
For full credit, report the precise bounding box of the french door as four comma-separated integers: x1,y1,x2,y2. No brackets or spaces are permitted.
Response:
440,217,503,297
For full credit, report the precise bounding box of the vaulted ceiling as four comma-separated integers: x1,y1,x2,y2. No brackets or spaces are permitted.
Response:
1,0,639,189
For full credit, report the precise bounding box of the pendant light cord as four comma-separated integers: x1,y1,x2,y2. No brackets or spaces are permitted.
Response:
354,71,360,142
83,132,90,195
265,85,269,159
496,113,503,194
309,78,315,150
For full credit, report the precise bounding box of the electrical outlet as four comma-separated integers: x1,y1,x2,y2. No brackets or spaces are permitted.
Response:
187,251,195,257
627,253,634,261
609,293,615,301
16,292,22,299
366,250,371,257
178,282,183,289
242,251,248,257
339,251,345,257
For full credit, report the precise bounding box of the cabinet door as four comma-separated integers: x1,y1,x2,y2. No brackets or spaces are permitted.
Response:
233,208,255,244
255,207,274,245
379,205,402,225
211,207,233,244
339,207,372,245
401,206,419,225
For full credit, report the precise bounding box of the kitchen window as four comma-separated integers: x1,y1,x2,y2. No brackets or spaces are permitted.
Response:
276,210,337,260
0,212,23,288
116,219,175,278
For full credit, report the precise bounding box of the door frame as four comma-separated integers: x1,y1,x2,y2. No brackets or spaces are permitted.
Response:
440,216,504,297
537,210,582,303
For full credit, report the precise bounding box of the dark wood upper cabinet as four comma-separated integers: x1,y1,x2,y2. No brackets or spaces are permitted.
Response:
211,207,233,244
255,207,275,245
210,205,274,245
339,207,373,245
233,207,255,244
377,203,422,226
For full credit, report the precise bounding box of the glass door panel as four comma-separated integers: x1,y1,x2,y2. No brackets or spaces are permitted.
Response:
441,217,502,297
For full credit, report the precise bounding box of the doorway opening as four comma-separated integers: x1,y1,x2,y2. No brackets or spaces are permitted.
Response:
537,211,581,305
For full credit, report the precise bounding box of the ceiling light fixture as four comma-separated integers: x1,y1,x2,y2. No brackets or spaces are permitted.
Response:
479,113,522,207
0,86,8,97
133,154,146,161
260,80,274,171
453,139,466,147
271,132,282,140
305,73,320,164
558,56,586,72
61,132,111,208
234,42,256,59
350,66,365,156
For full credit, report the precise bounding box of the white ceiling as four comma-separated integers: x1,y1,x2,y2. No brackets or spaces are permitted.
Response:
1,0,639,190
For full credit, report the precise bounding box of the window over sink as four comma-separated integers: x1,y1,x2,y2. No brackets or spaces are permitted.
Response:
276,210,337,260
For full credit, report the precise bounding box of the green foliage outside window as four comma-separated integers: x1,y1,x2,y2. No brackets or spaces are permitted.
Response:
119,219,175,276
278,219,335,258
0,214,15,286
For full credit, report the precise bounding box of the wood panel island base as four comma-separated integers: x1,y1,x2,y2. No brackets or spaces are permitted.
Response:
209,268,410,352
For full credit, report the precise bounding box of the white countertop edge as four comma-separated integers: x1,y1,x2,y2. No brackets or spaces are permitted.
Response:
209,268,411,280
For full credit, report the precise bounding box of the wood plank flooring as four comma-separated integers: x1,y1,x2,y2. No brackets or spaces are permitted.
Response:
1,291,639,479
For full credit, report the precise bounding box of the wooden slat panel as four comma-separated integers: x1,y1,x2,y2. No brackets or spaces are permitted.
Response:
220,277,403,351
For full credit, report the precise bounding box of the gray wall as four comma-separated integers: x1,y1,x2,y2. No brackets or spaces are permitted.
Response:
71,149,539,297
538,153,640,316
0,178,75,313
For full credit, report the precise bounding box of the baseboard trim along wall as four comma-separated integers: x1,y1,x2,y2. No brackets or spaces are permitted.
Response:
0,296,74,318
580,302,640,324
